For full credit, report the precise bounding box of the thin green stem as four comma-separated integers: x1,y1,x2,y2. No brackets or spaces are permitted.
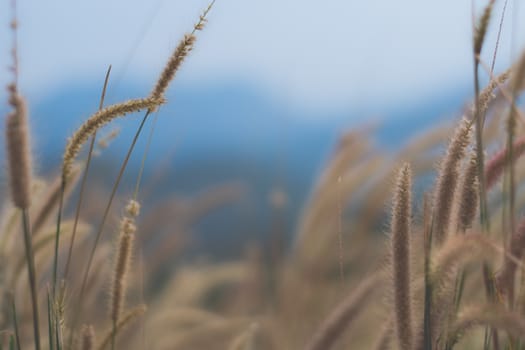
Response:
133,111,158,200
51,181,65,299
11,295,21,350
64,65,112,281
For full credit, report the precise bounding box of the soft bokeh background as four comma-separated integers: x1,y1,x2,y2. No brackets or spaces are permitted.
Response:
1,0,524,256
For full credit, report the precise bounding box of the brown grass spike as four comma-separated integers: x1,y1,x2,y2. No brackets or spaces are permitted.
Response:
62,96,164,180
6,85,32,209
433,118,471,244
110,216,136,326
391,163,413,350
458,152,479,232
149,0,215,106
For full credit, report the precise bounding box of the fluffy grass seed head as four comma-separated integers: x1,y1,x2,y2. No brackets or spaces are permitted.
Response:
5,84,32,209
110,213,137,325
433,118,471,244
149,2,214,108
391,163,413,350
473,0,495,58
62,97,164,180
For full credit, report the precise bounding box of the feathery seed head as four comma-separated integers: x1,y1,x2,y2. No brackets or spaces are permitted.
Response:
62,96,164,180
148,1,214,107
473,0,495,58
433,118,471,244
120,217,136,236
5,88,32,209
391,163,413,350
149,34,196,105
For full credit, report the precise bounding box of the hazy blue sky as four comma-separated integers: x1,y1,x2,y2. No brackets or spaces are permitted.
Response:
1,0,524,112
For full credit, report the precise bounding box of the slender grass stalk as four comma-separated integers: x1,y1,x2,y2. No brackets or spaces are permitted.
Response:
10,296,21,350
64,65,112,281
472,2,498,349
9,335,16,350
423,193,433,350
47,287,55,350
97,305,146,350
51,179,65,299
22,210,41,350
67,6,213,347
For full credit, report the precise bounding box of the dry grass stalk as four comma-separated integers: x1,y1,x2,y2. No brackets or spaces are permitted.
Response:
228,323,259,350
5,85,32,209
485,135,525,190
449,304,525,345
390,163,413,350
62,97,164,179
495,216,525,297
303,273,383,350
97,304,146,350
433,118,471,244
457,153,479,232
110,215,136,326
31,165,82,235
81,325,95,350
372,320,392,350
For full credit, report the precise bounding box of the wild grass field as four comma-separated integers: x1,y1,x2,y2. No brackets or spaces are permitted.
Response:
3,0,525,349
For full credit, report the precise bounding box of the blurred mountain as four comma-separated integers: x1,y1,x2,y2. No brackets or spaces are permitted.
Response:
2,79,471,257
